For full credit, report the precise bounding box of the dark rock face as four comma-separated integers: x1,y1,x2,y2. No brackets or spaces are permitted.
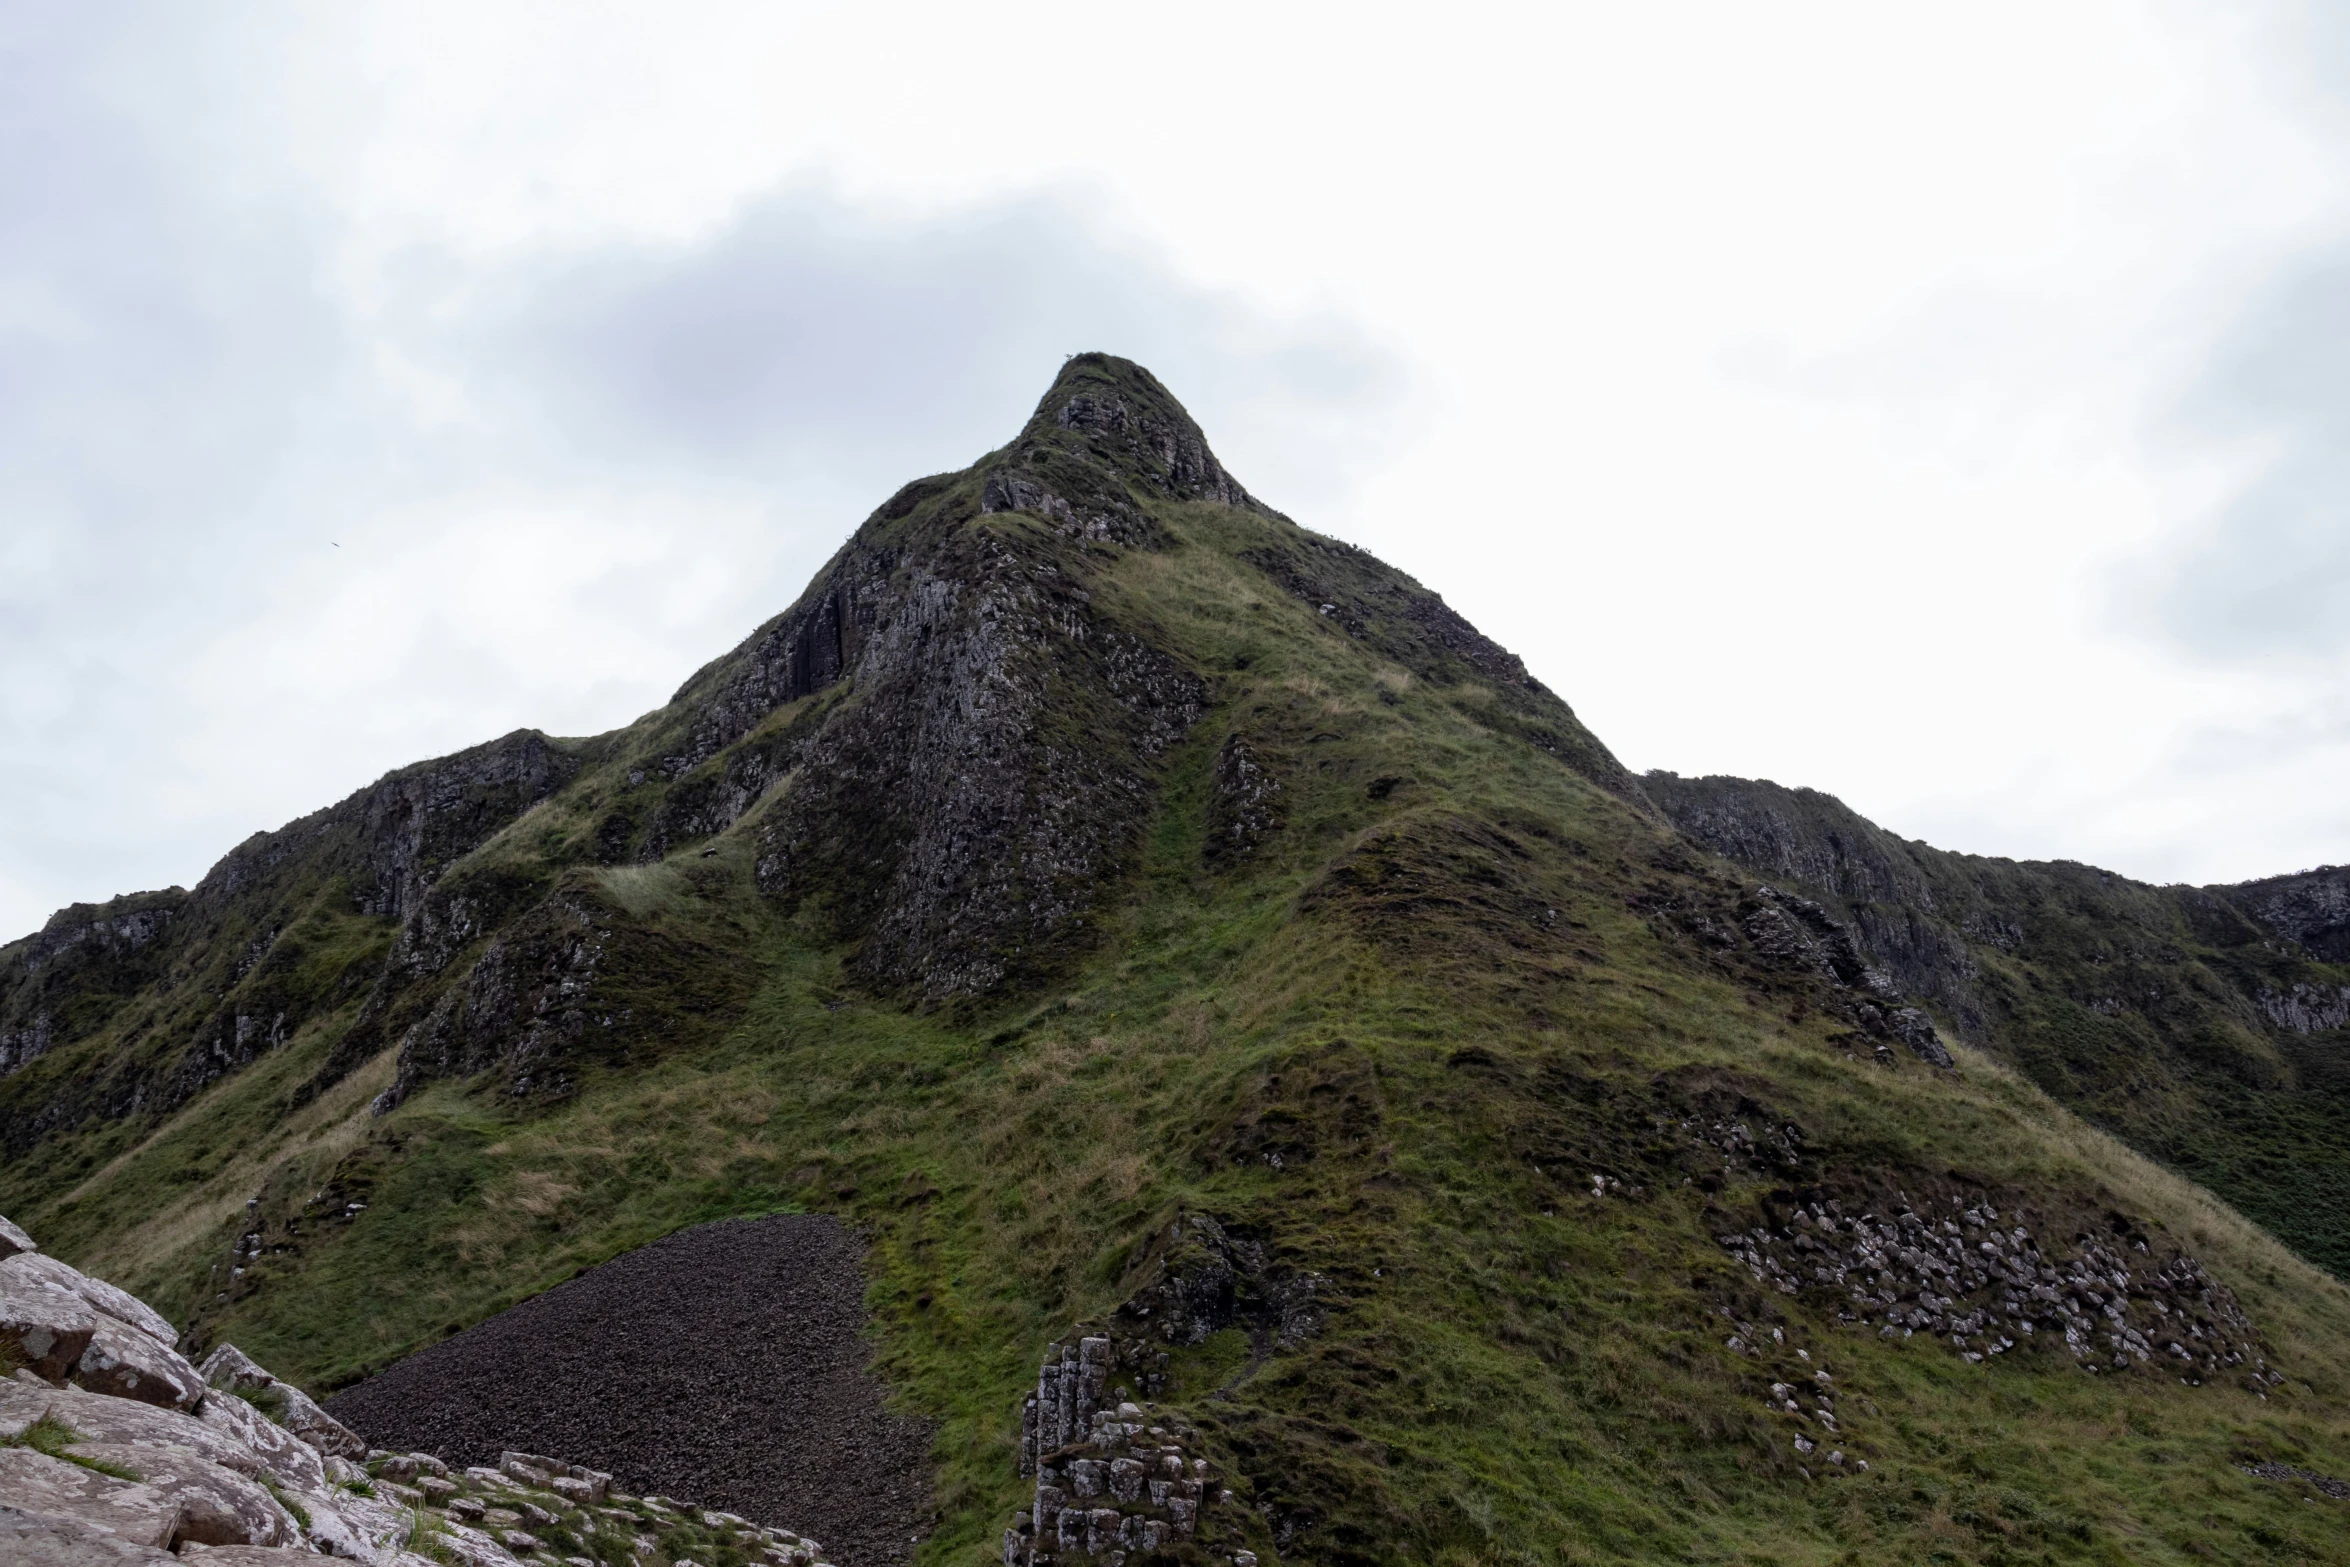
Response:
1204,736,1284,864
1643,770,2350,1048
979,355,1265,547
1113,1212,1322,1361
345,731,579,921
751,525,1204,1001
1636,870,1953,1067
1644,768,2350,1278
2227,866,2350,961
371,880,757,1110
0,733,575,1153
1641,772,1987,1038
2258,982,2350,1035
1741,887,1952,1067
0,893,186,1079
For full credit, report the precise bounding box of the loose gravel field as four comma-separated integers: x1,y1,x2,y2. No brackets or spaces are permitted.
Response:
325,1215,931,1567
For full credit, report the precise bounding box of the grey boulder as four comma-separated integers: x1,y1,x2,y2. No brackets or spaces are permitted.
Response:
193,1387,329,1494
0,1502,177,1563
0,1214,34,1259
2,1253,177,1348
0,1265,95,1382
71,1316,207,1410
4,1377,324,1498
0,1445,183,1548
197,1342,367,1459
68,1442,298,1548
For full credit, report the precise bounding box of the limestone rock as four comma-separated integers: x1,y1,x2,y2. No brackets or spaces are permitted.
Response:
500,1447,608,1503
68,1442,297,1548
0,1445,183,1548
0,1378,312,1498
429,1517,530,1566
0,1503,177,1564
2,1251,177,1347
71,1316,207,1410
321,1489,423,1564
0,1214,34,1258
197,1342,366,1458
0,1260,96,1381
193,1389,330,1493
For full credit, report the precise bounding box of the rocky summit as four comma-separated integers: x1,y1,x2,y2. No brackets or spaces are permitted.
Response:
4,354,2350,1565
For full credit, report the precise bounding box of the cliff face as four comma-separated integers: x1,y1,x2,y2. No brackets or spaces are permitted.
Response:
1645,770,2350,1277
0,731,577,1156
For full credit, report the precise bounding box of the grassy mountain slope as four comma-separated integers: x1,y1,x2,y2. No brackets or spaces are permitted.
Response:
1645,772,2350,1281
6,356,2350,1566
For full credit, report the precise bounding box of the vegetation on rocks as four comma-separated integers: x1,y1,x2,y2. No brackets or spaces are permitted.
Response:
3,356,2350,1564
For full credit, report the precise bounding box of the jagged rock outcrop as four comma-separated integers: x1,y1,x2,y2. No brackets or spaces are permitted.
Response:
747,518,1205,1000
1643,769,2350,1277
1716,1189,2264,1382
0,730,578,1157
2225,865,2350,961
1204,736,1284,864
1636,868,1954,1067
0,1218,383,1560
1009,1337,1254,1567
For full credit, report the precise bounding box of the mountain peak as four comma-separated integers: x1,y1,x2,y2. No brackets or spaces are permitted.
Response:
980,353,1260,535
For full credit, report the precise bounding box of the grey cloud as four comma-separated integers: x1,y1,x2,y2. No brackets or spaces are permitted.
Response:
2143,256,2350,659
0,18,1408,940
462,184,1405,511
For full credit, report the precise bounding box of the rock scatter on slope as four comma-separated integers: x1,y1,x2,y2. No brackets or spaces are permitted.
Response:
1717,1191,2268,1382
326,1215,931,1567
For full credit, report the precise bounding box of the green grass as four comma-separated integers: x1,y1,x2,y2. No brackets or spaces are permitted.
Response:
5,1415,145,1481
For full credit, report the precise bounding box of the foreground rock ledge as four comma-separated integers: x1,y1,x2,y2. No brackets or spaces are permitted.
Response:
0,1214,834,1565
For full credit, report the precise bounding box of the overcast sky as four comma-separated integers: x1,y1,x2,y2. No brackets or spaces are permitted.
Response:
5,1,2349,938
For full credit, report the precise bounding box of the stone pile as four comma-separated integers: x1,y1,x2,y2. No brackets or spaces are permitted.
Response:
0,1214,832,1566
1007,1336,1255,1567
1716,1192,2271,1384
366,1448,829,1567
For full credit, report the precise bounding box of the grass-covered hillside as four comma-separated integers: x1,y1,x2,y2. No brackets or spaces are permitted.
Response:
5,356,2350,1565
1645,772,2350,1282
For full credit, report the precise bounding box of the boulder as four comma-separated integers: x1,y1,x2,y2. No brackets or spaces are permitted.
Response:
197,1342,366,1459
1,1253,177,1348
68,1443,297,1549
318,1488,422,1565
433,1517,532,1566
0,1214,34,1258
0,1503,177,1563
269,1379,366,1461
1,1373,54,1436
8,1377,326,1499
194,1389,330,1494
377,1450,450,1481
0,1265,95,1382
0,1445,183,1548
502,1447,609,1502
70,1316,207,1410
195,1343,272,1390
